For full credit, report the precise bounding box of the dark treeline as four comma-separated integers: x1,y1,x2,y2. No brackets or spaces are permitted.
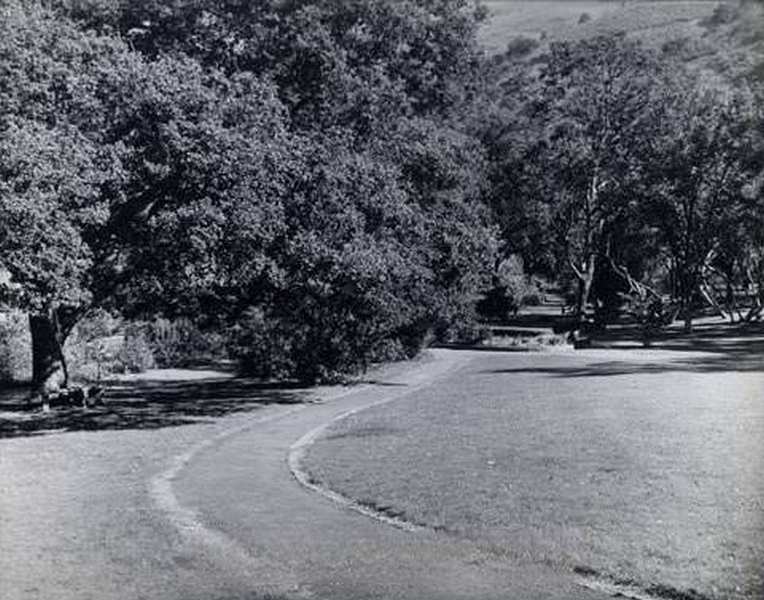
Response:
0,1,762,392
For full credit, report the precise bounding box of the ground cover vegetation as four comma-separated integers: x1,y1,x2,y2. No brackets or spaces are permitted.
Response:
0,0,762,393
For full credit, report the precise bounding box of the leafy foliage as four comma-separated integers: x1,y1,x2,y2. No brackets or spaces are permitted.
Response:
2,0,495,385
645,86,762,327
0,311,31,382
485,36,673,316
484,33,763,328
477,255,541,321
4,0,761,389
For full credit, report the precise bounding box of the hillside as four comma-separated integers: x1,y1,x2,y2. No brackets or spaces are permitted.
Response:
479,1,764,82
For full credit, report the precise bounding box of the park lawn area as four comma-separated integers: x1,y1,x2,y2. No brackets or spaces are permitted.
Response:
303,347,764,600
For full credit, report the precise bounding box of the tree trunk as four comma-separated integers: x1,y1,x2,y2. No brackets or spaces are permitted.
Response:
29,311,69,396
725,277,736,321
679,268,695,333
575,253,596,322
681,289,694,332
574,173,601,325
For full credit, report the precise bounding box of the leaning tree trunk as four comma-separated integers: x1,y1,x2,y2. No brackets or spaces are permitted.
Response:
681,276,695,333
573,252,596,324
573,174,602,325
29,310,70,396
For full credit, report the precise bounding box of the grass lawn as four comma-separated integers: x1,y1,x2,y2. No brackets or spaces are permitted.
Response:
303,343,764,600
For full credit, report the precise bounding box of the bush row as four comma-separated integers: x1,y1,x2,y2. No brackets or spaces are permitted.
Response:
0,311,228,383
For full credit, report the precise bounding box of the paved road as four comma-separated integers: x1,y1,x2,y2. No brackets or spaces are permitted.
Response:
173,350,608,600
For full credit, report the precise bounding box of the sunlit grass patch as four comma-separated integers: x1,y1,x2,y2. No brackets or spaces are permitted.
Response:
303,350,764,599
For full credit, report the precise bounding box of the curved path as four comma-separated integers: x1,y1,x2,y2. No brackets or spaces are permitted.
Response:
4,343,759,599
171,350,608,600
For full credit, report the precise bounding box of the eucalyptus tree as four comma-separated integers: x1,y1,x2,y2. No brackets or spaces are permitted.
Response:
647,85,762,330
499,36,673,318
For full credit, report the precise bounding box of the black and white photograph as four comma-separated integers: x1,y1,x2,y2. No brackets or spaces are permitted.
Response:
1,1,762,598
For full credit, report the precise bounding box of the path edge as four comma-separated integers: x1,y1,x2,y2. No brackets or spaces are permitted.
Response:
288,349,468,533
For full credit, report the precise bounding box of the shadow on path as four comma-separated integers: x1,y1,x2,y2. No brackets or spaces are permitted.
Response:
0,377,313,439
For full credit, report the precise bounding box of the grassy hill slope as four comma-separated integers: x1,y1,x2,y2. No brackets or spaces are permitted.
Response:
479,1,764,82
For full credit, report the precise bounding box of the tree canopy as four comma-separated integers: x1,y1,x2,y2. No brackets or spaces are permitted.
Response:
1,0,495,388
482,32,763,329
1,1,762,391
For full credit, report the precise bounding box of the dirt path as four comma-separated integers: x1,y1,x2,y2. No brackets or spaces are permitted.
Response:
4,344,760,599
2,351,599,599
0,396,309,600
0,359,414,600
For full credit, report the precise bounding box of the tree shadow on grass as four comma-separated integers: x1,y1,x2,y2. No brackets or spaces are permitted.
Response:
483,355,763,377
0,376,314,439
481,322,764,377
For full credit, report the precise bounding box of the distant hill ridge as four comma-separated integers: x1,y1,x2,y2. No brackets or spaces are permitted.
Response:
480,0,764,82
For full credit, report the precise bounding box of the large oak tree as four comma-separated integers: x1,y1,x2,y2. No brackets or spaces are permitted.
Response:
1,0,495,390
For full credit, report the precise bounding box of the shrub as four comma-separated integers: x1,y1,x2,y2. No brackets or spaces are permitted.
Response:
477,256,541,321
65,311,155,380
229,307,300,381
485,332,569,350
661,37,715,60
115,324,156,373
365,337,408,364
395,319,436,359
505,36,540,59
498,255,540,308
65,313,119,381
0,311,31,382
579,12,592,25
702,3,740,27
147,317,224,368
661,37,687,56
434,305,490,345
522,276,546,306
230,301,422,384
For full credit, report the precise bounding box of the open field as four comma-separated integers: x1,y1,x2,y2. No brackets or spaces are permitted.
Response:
479,1,716,53
303,340,764,600
479,0,764,81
